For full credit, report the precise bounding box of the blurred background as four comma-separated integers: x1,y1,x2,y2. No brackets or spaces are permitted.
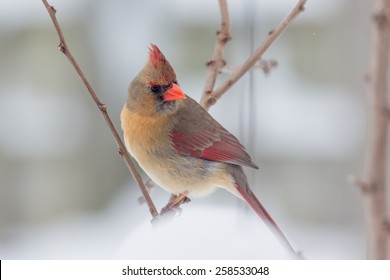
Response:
0,0,381,259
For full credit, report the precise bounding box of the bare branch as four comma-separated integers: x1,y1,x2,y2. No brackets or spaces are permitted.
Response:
201,0,307,111
221,59,278,76
200,0,231,109
41,0,158,218
362,0,390,259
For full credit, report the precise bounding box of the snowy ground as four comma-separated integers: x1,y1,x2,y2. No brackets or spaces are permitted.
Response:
0,187,365,260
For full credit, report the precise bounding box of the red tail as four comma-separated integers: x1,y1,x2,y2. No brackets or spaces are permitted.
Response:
235,183,297,256
228,165,299,257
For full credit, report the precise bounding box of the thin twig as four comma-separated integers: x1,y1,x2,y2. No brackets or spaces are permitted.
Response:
201,0,307,110
221,59,278,76
41,0,158,218
200,0,231,109
362,0,390,259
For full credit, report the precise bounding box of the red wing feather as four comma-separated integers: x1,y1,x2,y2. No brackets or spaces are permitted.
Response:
171,96,258,169
172,128,258,169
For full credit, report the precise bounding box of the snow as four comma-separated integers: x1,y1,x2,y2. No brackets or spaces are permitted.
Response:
0,187,365,260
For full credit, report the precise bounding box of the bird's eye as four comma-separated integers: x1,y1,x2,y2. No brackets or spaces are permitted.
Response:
150,85,161,94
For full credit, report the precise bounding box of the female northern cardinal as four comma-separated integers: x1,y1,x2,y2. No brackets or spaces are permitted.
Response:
121,44,296,256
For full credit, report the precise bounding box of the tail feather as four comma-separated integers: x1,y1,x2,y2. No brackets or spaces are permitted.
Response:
229,165,298,257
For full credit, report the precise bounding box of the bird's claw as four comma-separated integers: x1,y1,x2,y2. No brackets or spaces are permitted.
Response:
161,194,191,215
151,194,191,225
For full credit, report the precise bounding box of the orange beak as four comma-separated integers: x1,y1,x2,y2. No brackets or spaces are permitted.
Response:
163,83,186,101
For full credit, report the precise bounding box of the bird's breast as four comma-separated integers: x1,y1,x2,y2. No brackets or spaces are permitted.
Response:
120,105,172,156
120,105,233,196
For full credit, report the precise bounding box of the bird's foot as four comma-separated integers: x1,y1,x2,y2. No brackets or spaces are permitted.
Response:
150,192,191,225
160,192,191,215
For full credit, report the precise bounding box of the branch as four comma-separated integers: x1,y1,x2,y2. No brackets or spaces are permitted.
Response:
362,0,390,259
200,0,231,109
200,0,307,110
41,0,158,218
221,59,278,76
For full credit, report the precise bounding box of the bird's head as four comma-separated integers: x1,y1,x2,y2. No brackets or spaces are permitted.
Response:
126,44,186,116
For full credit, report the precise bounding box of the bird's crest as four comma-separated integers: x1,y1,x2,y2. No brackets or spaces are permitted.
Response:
147,44,176,83
149,44,167,68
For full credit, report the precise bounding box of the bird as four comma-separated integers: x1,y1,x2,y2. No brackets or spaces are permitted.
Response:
121,44,296,256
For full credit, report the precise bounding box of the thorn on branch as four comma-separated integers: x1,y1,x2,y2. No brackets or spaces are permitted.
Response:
217,60,227,73
208,97,217,106
216,30,231,44
58,42,66,54
206,60,216,67
268,29,275,35
299,3,306,12
49,5,56,14
98,103,107,112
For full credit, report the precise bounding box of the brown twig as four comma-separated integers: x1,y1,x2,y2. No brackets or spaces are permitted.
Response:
221,59,278,76
41,0,158,218
200,0,307,110
362,0,390,259
200,0,231,109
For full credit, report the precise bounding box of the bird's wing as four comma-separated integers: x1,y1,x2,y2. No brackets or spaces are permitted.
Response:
171,96,258,169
